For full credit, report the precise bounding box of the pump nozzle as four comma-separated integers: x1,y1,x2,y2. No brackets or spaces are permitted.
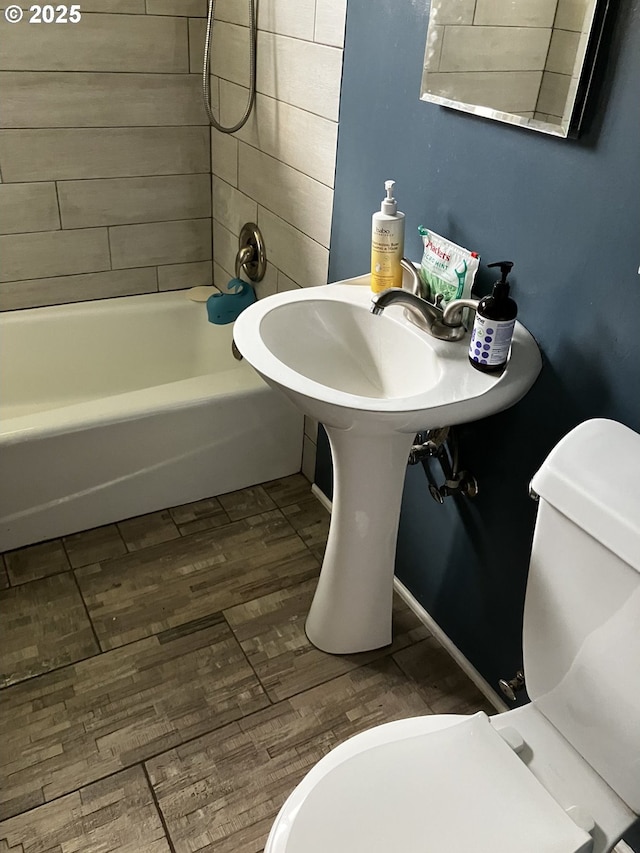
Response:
381,180,397,215
488,260,514,283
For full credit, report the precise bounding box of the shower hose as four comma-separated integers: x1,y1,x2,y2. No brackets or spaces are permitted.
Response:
202,0,258,134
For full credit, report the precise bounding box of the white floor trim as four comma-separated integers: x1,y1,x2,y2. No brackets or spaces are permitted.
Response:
311,482,332,513
393,577,508,712
310,483,508,713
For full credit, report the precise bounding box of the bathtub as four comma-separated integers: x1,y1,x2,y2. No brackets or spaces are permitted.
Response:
0,291,304,552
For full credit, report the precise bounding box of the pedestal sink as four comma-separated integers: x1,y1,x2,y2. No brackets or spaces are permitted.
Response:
233,278,541,654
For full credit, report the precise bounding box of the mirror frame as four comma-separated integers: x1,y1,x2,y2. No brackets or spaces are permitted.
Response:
420,0,611,138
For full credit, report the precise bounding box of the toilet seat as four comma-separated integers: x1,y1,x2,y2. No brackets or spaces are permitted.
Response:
266,712,593,853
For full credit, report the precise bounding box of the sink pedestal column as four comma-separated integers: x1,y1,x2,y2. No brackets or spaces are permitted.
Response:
305,426,414,654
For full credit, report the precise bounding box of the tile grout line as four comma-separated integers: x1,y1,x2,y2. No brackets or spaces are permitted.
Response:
142,763,179,853
222,611,275,707
70,569,103,654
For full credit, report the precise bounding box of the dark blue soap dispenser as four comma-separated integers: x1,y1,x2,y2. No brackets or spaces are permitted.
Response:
468,261,517,373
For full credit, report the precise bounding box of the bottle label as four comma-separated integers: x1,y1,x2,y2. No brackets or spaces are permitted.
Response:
469,314,516,367
371,219,404,292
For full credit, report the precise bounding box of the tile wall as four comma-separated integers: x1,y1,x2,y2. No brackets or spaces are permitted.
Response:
0,1,212,310
204,0,347,478
422,0,591,123
423,0,556,116
534,0,590,124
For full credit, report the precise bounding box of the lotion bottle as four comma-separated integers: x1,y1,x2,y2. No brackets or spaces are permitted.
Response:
371,180,405,293
468,261,517,373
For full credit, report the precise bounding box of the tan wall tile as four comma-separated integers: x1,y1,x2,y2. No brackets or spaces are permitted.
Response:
157,260,213,291
257,207,329,289
211,127,238,186
221,82,338,187
259,0,316,39
0,13,188,73
0,228,110,283
314,0,347,45
0,182,60,234
536,71,571,116
146,0,207,14
0,127,210,181
209,21,251,87
189,17,206,73
0,268,157,310
554,0,590,32
207,0,248,24
212,176,257,235
109,218,211,268
0,72,206,128
0,1,145,8
78,0,146,9
545,28,581,75
474,0,557,27
439,25,552,73
212,219,239,279
276,271,300,293
424,71,543,114
58,174,211,228
238,144,333,247
257,31,343,120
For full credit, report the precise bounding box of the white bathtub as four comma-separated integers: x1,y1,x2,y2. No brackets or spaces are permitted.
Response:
0,291,304,552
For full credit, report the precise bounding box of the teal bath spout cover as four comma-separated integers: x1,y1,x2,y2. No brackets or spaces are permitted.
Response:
206,278,256,324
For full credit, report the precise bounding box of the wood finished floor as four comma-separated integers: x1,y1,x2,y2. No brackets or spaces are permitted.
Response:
0,474,493,852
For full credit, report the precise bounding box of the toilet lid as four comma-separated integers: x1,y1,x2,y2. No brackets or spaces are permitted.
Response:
275,713,592,853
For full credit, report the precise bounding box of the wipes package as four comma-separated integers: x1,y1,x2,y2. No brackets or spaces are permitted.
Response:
419,226,480,308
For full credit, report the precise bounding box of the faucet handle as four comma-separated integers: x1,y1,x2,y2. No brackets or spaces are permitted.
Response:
400,258,430,301
441,297,480,328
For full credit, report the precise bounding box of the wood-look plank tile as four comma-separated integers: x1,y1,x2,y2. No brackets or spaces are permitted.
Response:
217,485,276,520
393,637,496,715
117,510,180,551
261,473,313,507
0,620,269,820
280,496,330,554
147,658,433,853
76,512,319,650
0,766,171,853
224,580,429,701
0,573,99,688
4,538,70,585
170,496,230,535
63,524,127,569
0,556,8,589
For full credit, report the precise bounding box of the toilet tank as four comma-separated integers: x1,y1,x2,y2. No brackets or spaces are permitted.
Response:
523,419,640,812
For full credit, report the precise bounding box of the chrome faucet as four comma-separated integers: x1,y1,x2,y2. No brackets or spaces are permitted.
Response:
370,258,479,343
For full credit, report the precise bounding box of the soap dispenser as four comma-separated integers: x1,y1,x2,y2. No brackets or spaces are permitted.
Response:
370,180,405,293
468,261,518,373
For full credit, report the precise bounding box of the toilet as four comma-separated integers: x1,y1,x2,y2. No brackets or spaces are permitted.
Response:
265,419,640,853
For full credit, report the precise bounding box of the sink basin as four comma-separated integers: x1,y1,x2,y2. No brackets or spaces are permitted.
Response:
234,283,541,433
234,279,541,654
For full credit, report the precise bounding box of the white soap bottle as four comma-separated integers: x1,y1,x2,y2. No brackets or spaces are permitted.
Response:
371,180,405,293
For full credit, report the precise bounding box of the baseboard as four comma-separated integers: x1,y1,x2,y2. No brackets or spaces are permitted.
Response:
311,482,332,513
393,577,508,712
309,483,508,713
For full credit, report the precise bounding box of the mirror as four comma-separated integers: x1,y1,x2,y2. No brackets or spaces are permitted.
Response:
420,0,610,138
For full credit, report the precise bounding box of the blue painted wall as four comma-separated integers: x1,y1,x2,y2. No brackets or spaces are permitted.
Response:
319,0,640,700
